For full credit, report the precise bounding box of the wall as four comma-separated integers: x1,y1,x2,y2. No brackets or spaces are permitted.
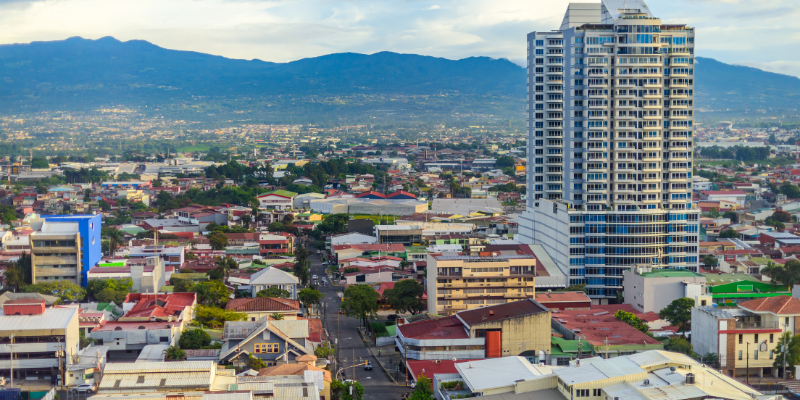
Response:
690,308,720,359
469,311,551,359
624,271,706,313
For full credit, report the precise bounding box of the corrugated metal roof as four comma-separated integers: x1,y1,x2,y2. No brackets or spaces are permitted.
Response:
270,320,309,339
456,356,545,392
99,371,213,390
103,361,216,373
136,344,169,363
201,392,252,400
232,382,274,393
87,393,204,400
0,307,78,333
273,383,319,400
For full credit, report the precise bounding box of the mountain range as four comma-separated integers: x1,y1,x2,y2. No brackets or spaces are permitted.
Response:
0,36,798,117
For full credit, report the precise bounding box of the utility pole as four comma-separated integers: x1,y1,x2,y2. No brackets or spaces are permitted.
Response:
604,335,609,359
577,336,582,366
746,342,750,385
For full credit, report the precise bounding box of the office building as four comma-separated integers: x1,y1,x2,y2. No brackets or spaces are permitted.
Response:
426,253,537,315
30,214,102,286
518,0,700,303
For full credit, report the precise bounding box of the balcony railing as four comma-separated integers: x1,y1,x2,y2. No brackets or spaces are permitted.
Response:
735,321,779,330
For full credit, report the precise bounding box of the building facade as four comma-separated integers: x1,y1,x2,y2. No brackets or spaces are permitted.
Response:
426,254,537,315
518,0,700,303
30,214,102,286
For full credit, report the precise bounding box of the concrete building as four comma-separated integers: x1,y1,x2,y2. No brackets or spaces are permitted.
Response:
30,214,102,286
397,299,551,362
700,190,747,207
426,253,538,315
0,300,80,382
692,296,800,377
248,267,300,298
622,268,706,313
257,190,297,211
517,0,701,303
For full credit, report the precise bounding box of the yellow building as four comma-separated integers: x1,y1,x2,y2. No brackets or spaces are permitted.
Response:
426,253,537,315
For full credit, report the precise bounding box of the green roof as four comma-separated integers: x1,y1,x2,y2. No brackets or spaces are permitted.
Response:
404,246,429,254
703,273,759,284
707,280,787,294
751,257,782,266
267,190,298,198
640,270,704,278
711,292,791,299
171,273,208,281
99,262,126,267
386,325,397,336
551,337,593,353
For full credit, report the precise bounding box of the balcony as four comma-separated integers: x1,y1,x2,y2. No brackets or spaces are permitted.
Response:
504,292,528,299
444,304,467,311
444,293,467,300
735,321,780,330
442,282,467,288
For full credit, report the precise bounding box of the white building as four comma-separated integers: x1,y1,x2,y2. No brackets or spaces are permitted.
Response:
249,267,301,299
517,0,700,303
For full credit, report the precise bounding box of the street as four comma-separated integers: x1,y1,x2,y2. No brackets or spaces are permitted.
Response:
308,246,410,400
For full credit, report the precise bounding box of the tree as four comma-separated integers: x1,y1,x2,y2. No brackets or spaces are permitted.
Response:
614,310,651,336
179,329,212,349
659,298,694,333
192,280,230,307
773,332,800,377
707,207,720,218
700,352,718,365
557,283,587,292
409,374,434,400
102,227,124,255
299,288,323,309
193,305,247,328
171,277,195,293
208,232,229,250
293,244,310,286
21,281,86,301
270,312,285,320
781,182,800,199
4,252,32,291
763,259,800,288
383,279,425,315
663,337,694,356
773,210,792,223
343,267,360,274
495,155,516,169
719,229,739,239
340,284,379,327
268,222,284,232
247,354,267,370
210,257,237,280
314,341,335,358
723,211,738,221
241,214,252,228
702,255,718,270
340,381,364,400
257,287,291,298
164,346,186,360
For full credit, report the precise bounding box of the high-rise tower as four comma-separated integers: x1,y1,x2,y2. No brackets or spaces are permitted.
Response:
518,0,700,304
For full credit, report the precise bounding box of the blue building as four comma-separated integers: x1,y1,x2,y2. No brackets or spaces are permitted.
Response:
31,214,102,286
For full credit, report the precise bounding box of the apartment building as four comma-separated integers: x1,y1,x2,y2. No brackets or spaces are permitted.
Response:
691,296,800,377
29,214,102,286
426,253,537,315
518,0,700,303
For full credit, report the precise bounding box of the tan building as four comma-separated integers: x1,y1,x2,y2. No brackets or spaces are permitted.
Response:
426,253,537,315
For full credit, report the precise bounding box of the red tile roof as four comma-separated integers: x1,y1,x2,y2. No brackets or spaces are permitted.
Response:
535,292,591,304
122,293,197,319
398,315,469,340
551,306,662,346
738,296,800,315
406,359,479,381
225,297,301,312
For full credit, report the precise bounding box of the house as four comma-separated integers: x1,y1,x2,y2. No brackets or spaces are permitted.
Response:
66,345,109,387
397,299,551,363
534,292,591,311
249,267,301,299
691,296,800,377
258,190,297,211
257,355,331,400
219,318,315,366
259,233,294,255
226,297,302,321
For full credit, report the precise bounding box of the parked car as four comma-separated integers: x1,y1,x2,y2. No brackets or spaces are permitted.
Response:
312,274,318,280
72,384,94,394
339,309,344,314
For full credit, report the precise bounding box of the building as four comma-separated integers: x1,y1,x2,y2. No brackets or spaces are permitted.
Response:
257,356,331,400
258,190,297,211
622,268,706,313
517,0,700,303
397,299,551,362
699,190,747,207
225,297,302,321
0,300,80,382
97,361,225,394
219,319,315,366
66,345,109,387
534,292,591,310
690,296,800,377
30,214,102,286
259,233,294,255
426,253,537,315
248,267,301,298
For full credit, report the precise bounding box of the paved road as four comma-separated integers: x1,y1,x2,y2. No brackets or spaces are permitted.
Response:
308,245,410,400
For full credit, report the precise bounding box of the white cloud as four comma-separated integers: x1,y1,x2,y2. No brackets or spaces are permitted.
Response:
0,0,798,77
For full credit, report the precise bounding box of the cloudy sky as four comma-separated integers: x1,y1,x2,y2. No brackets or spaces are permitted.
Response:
1,0,799,77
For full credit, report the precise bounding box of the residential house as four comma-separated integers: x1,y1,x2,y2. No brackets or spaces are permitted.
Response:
226,297,302,321
249,267,301,299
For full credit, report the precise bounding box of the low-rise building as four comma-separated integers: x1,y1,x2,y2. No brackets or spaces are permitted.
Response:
225,297,301,321
219,319,315,366
30,214,102,286
248,267,301,299
622,268,707,313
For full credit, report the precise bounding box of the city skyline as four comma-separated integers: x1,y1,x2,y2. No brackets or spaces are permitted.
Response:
0,0,798,78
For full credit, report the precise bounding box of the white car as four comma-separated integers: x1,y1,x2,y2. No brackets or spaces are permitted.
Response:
73,384,94,394
312,274,318,280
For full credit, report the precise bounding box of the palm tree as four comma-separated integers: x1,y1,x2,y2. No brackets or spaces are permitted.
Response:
102,227,124,256
270,313,285,320
163,346,186,360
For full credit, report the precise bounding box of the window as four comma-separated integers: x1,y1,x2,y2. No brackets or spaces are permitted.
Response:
739,334,743,344
738,350,742,360
755,334,759,343
576,389,590,397
254,343,279,353
593,389,602,396
770,334,774,343
160,336,169,343
754,350,758,360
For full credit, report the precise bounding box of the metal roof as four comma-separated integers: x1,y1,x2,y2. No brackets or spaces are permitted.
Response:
201,392,253,400
270,320,309,339
554,356,645,385
456,356,545,392
0,307,78,333
103,360,216,373
136,344,169,363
